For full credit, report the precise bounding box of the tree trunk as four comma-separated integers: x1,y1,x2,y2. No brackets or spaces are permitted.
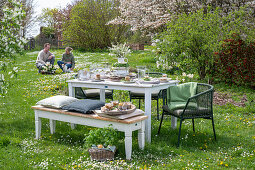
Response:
199,66,206,80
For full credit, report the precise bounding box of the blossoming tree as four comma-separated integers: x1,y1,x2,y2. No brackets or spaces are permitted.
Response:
108,0,255,35
0,0,26,96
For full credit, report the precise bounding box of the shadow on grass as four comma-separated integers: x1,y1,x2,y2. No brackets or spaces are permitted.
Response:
151,120,241,153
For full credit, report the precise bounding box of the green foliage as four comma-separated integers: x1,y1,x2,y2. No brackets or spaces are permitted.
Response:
128,30,150,44
37,8,59,27
42,27,55,38
0,136,10,147
156,7,255,80
63,0,127,50
213,33,255,87
84,126,118,148
112,63,129,67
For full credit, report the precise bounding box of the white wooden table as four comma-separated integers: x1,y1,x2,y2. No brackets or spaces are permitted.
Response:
32,105,148,160
67,79,179,143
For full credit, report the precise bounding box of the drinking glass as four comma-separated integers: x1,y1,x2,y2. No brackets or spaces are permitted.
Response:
137,66,146,80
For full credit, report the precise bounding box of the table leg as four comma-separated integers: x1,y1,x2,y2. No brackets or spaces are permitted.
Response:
138,120,145,149
68,83,75,97
100,89,106,102
50,119,56,134
68,84,76,128
35,112,41,139
144,89,152,143
125,130,132,160
171,83,178,129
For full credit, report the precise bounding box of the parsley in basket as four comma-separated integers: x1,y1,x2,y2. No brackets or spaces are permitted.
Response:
84,126,119,150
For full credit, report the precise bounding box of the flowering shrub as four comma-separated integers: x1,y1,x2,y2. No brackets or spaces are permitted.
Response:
0,0,25,96
213,33,255,87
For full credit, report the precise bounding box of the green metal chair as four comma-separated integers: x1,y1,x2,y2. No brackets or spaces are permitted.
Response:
158,83,216,147
75,87,113,100
129,72,163,120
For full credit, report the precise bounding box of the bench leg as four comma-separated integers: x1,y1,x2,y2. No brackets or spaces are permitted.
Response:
50,119,56,134
125,131,132,160
138,121,145,149
35,112,41,139
70,123,76,129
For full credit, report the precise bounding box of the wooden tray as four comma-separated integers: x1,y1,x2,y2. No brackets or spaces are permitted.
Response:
94,109,144,120
101,104,136,116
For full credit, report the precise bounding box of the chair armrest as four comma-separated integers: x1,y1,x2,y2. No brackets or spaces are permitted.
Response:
189,88,214,100
181,88,214,117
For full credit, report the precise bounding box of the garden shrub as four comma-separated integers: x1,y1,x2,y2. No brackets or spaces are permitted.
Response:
63,0,128,50
213,33,255,87
156,7,255,80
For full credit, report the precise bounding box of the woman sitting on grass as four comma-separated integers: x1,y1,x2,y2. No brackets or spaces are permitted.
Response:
57,47,75,72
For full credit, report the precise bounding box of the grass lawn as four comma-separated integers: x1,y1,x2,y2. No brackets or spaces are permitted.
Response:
0,48,254,169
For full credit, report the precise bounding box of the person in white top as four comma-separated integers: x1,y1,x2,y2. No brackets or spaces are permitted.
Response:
36,43,55,72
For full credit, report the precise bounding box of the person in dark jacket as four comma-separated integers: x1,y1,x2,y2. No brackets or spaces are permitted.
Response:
57,47,75,72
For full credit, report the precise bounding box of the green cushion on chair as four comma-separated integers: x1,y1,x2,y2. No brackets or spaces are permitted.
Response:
168,101,197,111
167,82,197,111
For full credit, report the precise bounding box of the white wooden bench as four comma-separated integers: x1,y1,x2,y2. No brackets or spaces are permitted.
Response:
32,105,148,160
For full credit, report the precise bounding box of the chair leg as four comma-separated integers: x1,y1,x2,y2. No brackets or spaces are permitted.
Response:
139,99,141,109
156,99,159,120
177,119,183,147
192,119,195,132
158,112,165,134
212,117,216,140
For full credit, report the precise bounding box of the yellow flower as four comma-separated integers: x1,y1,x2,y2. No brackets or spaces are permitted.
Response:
220,161,223,165
225,164,228,167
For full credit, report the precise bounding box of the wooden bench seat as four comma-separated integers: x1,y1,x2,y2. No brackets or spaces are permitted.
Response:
32,105,148,160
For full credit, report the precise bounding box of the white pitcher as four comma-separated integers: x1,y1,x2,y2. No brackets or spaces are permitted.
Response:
118,57,128,63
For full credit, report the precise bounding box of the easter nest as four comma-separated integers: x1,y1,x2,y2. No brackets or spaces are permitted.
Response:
88,148,116,161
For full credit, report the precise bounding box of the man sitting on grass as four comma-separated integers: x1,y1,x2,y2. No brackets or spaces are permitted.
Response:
36,43,55,73
57,47,75,73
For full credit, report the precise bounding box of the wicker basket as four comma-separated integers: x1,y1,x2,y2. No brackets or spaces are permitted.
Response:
88,148,116,161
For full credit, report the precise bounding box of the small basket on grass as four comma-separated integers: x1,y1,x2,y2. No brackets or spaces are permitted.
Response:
84,126,118,161
88,145,116,161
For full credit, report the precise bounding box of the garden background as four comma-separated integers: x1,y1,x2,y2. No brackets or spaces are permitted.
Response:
0,0,254,169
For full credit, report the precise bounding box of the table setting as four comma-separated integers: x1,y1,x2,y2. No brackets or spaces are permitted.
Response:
76,65,173,85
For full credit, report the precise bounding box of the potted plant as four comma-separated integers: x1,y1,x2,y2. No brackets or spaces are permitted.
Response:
41,62,57,74
84,126,118,161
109,43,131,76
109,43,131,63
